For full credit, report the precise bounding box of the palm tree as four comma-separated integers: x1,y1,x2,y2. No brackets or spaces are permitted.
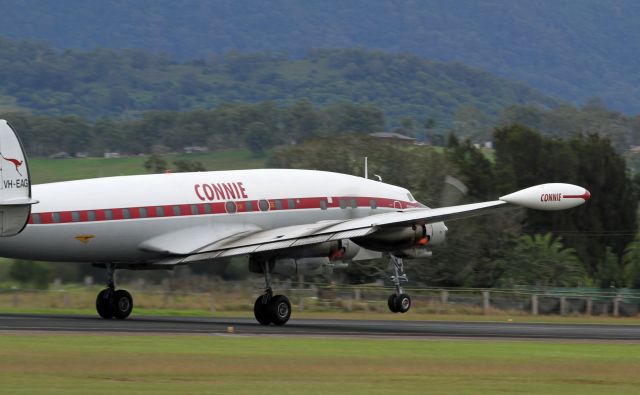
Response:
500,233,585,287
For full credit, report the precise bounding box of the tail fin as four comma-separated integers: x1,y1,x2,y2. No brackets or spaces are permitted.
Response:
0,120,37,236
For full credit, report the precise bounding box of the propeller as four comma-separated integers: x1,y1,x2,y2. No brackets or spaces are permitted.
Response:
439,175,468,207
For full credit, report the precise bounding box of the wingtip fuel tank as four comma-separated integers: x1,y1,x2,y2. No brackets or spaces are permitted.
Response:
499,183,590,211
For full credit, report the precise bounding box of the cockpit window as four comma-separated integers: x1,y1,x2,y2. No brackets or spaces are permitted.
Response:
407,193,415,202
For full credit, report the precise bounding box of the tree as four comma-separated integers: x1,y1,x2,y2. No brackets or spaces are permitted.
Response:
499,234,585,287
244,121,272,157
493,125,638,280
623,235,640,289
445,138,495,200
144,155,167,173
9,260,50,289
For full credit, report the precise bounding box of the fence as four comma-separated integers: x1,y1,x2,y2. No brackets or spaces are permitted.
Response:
1,283,640,317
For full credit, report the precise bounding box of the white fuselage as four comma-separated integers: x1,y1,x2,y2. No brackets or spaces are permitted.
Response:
0,169,422,263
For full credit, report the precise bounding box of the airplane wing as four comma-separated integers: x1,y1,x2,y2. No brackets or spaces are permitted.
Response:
145,183,590,265
155,200,510,264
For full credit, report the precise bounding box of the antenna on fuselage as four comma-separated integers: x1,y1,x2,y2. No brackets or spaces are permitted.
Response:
364,156,368,179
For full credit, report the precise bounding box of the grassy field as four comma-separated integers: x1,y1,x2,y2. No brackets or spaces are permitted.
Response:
29,149,268,184
0,334,638,395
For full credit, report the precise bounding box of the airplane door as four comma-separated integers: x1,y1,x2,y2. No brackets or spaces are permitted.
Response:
393,201,402,210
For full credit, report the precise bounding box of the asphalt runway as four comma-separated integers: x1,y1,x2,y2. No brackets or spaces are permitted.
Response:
1,313,640,340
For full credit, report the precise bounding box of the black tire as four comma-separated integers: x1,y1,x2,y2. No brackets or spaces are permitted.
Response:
387,294,399,313
395,293,411,314
112,289,133,319
96,288,114,319
268,295,291,326
254,295,272,325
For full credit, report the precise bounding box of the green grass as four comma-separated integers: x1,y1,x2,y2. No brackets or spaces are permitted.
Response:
0,334,638,394
29,149,268,183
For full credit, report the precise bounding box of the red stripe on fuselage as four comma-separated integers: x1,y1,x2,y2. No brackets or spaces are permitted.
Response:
27,196,423,225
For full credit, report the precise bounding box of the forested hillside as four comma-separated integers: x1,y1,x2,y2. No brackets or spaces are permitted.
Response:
2,1,640,113
0,37,558,128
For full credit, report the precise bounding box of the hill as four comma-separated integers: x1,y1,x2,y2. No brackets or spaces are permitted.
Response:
0,38,558,128
1,1,639,113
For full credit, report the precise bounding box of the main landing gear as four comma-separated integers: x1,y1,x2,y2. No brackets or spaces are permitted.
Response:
387,254,411,314
95,264,134,319
253,260,291,326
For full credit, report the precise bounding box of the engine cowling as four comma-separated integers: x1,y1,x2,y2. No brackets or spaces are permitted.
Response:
353,225,425,252
353,221,447,253
249,240,359,276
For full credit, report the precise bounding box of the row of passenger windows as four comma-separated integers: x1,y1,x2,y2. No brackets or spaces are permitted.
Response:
338,199,377,210
32,198,380,223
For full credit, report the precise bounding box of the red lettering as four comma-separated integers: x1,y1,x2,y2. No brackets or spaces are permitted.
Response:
203,184,214,200
194,184,205,201
223,183,237,199
540,193,562,202
238,182,248,198
212,184,225,200
195,181,248,201
232,182,241,198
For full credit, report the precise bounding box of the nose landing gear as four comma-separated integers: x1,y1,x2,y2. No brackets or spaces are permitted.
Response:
387,254,411,314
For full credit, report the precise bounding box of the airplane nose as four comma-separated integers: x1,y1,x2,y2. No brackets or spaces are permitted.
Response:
583,189,591,201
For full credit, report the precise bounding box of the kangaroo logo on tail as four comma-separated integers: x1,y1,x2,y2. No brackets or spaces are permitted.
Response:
1,154,24,176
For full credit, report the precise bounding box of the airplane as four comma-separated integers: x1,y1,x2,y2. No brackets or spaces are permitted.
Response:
0,120,590,325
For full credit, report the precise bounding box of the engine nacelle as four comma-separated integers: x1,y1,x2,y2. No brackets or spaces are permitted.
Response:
250,257,335,276
353,221,448,253
279,239,360,262
248,240,359,276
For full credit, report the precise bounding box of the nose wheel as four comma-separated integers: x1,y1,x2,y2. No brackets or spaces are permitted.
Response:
95,264,134,319
387,254,412,314
388,293,411,313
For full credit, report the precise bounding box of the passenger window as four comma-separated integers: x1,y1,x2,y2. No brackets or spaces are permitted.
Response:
275,200,283,210
52,212,61,223
339,200,347,209
288,199,295,209
71,212,80,222
32,213,41,224
156,206,165,217
350,199,357,209
87,211,96,221
204,204,212,214
122,208,131,219
320,200,328,210
105,210,113,220
173,206,181,216
259,199,270,212
246,201,254,212
370,199,378,209
226,201,237,214
139,207,148,218
191,204,199,215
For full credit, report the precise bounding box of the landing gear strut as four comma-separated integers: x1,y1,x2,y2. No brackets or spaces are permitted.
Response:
253,260,291,326
95,264,133,319
387,254,411,313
